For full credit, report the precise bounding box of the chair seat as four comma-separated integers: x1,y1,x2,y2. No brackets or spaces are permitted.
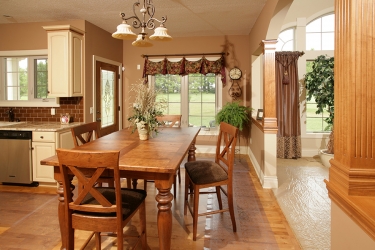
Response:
76,187,147,219
185,160,228,185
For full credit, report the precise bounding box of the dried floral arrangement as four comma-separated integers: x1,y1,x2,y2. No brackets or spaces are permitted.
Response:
127,82,167,136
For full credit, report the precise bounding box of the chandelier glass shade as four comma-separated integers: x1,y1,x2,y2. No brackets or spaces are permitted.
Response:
112,0,172,47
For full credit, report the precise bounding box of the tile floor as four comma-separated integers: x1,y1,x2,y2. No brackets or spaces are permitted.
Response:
274,157,330,250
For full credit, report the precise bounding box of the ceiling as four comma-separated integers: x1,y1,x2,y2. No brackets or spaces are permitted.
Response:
0,0,267,38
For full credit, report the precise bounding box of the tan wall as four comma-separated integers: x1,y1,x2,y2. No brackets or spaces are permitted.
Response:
122,35,250,127
0,20,85,50
83,21,123,123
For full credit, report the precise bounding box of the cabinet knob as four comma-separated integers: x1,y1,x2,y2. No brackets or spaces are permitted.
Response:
40,136,44,139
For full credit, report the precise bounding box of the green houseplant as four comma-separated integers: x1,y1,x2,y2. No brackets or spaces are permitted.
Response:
215,101,252,131
127,82,166,139
304,55,334,163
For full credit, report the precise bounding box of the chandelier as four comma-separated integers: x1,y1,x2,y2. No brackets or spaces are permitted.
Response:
112,0,172,47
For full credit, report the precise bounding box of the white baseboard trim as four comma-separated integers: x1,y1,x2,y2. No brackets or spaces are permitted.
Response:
302,149,320,157
248,149,278,189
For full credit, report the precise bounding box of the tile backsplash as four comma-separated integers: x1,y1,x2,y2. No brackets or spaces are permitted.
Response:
0,97,84,123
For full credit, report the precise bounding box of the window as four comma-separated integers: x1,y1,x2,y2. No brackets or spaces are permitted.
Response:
306,13,334,50
305,60,330,132
0,50,58,107
276,28,294,51
152,73,221,128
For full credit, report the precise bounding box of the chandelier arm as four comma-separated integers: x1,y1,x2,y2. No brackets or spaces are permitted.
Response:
120,12,142,29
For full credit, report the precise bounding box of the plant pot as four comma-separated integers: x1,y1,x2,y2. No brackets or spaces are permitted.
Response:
319,149,333,167
136,123,149,141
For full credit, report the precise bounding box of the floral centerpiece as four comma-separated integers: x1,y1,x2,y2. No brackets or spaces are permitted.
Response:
127,82,166,140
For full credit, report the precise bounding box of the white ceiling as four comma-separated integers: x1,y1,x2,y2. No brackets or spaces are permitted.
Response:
0,0,267,37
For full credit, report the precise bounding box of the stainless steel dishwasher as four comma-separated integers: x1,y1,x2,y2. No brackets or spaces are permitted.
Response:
0,130,35,185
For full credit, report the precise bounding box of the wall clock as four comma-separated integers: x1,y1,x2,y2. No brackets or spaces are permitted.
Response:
229,67,242,80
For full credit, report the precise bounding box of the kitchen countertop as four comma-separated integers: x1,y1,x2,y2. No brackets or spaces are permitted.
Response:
0,122,84,132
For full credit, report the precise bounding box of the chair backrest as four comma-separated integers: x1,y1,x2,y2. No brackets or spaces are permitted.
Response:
215,122,239,176
71,122,100,147
156,115,182,127
56,148,121,214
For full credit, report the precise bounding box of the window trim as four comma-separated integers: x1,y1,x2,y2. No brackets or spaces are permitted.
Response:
0,50,60,107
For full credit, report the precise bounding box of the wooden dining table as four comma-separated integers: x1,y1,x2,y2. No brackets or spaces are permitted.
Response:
41,126,201,250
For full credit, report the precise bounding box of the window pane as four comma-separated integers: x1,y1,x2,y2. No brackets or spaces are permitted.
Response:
305,61,331,132
188,73,216,127
282,40,294,51
322,33,335,50
35,59,48,99
277,28,294,51
101,69,115,128
155,74,181,114
322,14,335,32
279,29,293,42
5,58,28,100
306,33,322,50
306,18,321,32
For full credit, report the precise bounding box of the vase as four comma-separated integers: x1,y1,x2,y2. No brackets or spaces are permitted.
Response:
136,123,149,141
319,149,333,167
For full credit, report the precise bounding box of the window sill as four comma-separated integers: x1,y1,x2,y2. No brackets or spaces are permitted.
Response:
0,100,60,108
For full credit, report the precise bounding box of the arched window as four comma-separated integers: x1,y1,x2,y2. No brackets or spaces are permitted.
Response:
276,28,294,51
306,13,334,50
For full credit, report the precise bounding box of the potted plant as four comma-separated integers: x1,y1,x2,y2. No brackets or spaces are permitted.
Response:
127,82,166,140
304,55,334,167
215,101,252,131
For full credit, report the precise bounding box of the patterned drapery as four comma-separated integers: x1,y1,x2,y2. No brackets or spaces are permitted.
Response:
142,56,227,86
276,51,304,159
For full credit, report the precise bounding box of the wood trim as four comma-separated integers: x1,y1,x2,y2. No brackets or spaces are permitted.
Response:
325,0,375,243
325,180,375,241
260,40,278,134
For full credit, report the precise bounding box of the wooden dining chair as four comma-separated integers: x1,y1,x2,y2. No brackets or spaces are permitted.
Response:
56,148,147,250
184,122,239,240
144,115,182,198
156,114,182,128
71,122,116,189
71,122,132,189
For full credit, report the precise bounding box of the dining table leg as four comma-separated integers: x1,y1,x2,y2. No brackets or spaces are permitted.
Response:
154,175,174,250
187,139,197,162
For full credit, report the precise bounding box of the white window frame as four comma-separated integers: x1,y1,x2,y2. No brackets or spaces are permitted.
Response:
0,50,59,107
149,72,222,128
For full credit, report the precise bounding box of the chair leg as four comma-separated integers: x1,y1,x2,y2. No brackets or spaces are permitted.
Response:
184,173,190,215
126,178,131,189
215,186,223,210
177,167,181,184
143,179,147,191
192,185,200,241
227,186,237,232
95,232,101,250
108,179,115,188
139,201,147,250
173,175,177,199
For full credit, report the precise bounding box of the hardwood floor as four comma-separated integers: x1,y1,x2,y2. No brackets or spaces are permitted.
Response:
0,155,301,249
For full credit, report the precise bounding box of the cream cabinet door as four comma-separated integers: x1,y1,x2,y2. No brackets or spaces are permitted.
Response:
44,25,84,97
32,142,55,183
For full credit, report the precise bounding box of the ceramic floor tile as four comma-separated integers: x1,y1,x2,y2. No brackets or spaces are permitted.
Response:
274,157,330,250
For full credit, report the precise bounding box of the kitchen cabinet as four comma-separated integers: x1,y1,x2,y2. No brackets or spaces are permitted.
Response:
32,130,74,183
43,25,84,97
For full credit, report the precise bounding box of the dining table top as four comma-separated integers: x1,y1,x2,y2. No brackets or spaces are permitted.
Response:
41,126,201,174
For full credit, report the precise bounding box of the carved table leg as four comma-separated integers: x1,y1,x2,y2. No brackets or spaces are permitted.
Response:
155,178,174,250
132,178,138,189
187,139,197,162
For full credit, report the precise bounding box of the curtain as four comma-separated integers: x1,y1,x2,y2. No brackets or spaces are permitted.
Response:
142,56,227,86
275,51,304,159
